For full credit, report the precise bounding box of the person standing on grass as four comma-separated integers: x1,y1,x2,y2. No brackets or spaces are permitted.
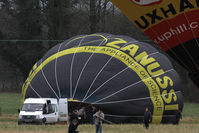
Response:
91,106,97,124
144,107,152,129
68,119,79,133
93,108,104,133
69,110,79,124
174,109,182,124
78,107,86,124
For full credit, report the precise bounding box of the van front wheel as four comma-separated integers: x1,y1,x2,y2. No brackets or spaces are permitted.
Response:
42,118,46,124
18,121,23,125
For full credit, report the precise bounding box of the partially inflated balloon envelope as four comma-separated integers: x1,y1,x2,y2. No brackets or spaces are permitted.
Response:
21,33,183,123
110,0,199,88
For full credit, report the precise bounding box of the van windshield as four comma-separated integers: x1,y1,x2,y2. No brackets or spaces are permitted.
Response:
22,104,44,111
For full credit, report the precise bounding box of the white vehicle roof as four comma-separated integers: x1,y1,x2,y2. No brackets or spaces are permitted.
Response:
24,98,58,104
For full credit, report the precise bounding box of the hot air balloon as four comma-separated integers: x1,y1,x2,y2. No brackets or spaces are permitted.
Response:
110,0,199,88
21,33,183,123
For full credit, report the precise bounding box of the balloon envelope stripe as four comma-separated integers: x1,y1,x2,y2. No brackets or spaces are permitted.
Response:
83,51,160,102
73,35,112,99
54,43,64,98
94,90,180,105
40,59,59,99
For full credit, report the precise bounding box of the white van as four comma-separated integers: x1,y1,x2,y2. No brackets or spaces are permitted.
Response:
18,98,68,124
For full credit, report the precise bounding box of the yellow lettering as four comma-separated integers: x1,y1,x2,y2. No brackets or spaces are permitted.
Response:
147,62,164,77
121,44,139,57
156,76,173,89
106,38,127,49
162,89,177,104
165,104,178,111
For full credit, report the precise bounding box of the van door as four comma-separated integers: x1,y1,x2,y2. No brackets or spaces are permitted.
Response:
58,98,68,122
43,104,58,123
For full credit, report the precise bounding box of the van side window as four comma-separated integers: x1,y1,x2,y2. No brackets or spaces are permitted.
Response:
49,104,56,114
43,104,56,114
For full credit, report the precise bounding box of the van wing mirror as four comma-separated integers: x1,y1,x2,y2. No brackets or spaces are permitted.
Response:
17,109,20,113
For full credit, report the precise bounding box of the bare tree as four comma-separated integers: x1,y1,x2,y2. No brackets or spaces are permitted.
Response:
89,0,97,33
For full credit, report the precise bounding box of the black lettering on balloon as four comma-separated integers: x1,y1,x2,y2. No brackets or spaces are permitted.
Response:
161,4,177,18
146,9,163,24
180,0,194,12
196,0,199,7
134,16,149,29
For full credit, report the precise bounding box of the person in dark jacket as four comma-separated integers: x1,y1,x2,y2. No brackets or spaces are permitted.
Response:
174,109,182,124
68,119,79,133
69,110,79,124
91,106,97,124
144,108,152,129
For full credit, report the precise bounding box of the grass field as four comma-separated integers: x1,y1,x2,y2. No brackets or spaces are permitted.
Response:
0,93,21,115
0,93,199,133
